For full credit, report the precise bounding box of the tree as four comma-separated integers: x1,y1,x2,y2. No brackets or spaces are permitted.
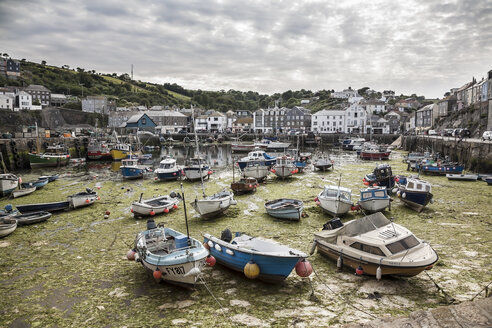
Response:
32,98,41,105
41,60,46,65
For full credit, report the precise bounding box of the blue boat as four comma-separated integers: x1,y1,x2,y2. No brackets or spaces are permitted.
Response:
38,174,59,182
363,164,395,189
394,177,433,212
485,177,492,185
154,157,182,181
237,150,276,170
415,159,464,175
120,159,148,179
16,200,70,214
203,230,309,283
21,178,49,189
265,199,304,221
357,187,391,213
131,219,209,287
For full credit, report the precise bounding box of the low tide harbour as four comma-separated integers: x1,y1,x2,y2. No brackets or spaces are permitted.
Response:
0,144,491,327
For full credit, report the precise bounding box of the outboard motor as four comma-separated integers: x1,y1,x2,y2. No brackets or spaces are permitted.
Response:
170,191,177,198
4,204,13,213
221,228,232,243
146,219,157,230
322,218,343,230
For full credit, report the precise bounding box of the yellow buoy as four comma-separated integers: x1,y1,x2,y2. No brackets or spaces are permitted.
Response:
244,261,260,279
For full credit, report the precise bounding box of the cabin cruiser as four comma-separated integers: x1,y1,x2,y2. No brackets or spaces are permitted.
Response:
237,150,276,170
155,156,182,181
315,185,353,217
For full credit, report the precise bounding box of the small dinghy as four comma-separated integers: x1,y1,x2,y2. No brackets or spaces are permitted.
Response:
129,218,209,287
193,190,237,218
446,173,478,181
313,156,333,171
0,173,19,196
67,188,99,209
357,187,391,213
16,201,70,214
0,217,17,237
12,186,36,198
38,174,59,182
311,213,438,277
21,178,48,189
14,211,52,226
131,193,180,218
204,229,311,283
231,177,258,194
265,199,304,221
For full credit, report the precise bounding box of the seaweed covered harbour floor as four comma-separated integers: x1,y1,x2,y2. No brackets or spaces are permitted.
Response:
0,150,491,327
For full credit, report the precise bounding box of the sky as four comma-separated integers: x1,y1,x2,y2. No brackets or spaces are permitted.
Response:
0,0,491,99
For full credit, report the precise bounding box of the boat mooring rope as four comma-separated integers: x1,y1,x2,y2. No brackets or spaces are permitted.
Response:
311,265,377,319
198,275,237,327
471,281,492,301
424,271,456,304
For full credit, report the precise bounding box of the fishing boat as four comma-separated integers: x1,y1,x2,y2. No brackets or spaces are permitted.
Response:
342,137,365,150
69,158,86,165
393,176,433,212
0,173,19,196
183,157,211,181
237,150,276,170
313,156,333,171
230,162,258,194
131,193,180,218
315,185,353,217
446,173,478,181
265,199,304,221
357,187,391,213
242,160,271,181
415,159,464,175
192,190,237,218
67,188,99,208
12,186,36,198
130,218,209,287
155,156,182,181
13,211,52,226
21,178,48,190
359,145,391,161
87,139,113,160
363,164,395,189
111,143,132,161
203,229,310,282
231,142,257,152
272,156,297,179
120,158,148,179
16,200,70,214
311,213,438,277
38,175,59,182
29,144,70,168
0,217,17,238
299,152,312,162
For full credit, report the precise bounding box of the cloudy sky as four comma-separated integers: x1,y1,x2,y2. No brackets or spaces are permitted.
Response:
1,0,491,98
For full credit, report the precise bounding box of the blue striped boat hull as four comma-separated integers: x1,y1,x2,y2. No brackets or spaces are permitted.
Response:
120,167,145,179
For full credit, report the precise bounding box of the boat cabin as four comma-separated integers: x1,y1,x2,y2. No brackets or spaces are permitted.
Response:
187,157,205,166
405,178,432,193
159,157,177,169
121,158,139,167
276,156,293,165
321,186,351,201
373,164,393,179
113,143,130,151
360,187,388,200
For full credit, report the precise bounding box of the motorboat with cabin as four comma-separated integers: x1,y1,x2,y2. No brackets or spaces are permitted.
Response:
272,156,297,179
315,185,353,217
393,176,433,212
237,150,276,170
357,187,391,213
155,156,183,181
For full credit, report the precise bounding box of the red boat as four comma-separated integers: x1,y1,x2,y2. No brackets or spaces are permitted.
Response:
87,140,113,160
360,146,391,160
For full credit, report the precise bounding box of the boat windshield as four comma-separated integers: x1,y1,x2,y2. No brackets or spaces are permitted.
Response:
159,163,173,169
349,242,386,256
386,235,420,254
324,189,350,200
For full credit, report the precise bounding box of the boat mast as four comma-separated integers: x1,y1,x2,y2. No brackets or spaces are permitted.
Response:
180,182,191,245
192,105,206,198
335,173,342,218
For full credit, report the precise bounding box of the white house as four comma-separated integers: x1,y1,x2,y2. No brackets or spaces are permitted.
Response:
332,88,358,99
0,94,14,110
194,111,227,132
15,91,33,110
311,109,346,133
345,100,367,133
363,100,386,114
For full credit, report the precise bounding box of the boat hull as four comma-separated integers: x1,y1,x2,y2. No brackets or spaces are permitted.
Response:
242,166,270,181
317,199,353,216
417,164,464,175
315,240,436,277
0,221,17,238
192,193,236,218
131,196,179,218
155,170,182,181
29,153,70,168
446,174,478,181
21,178,48,189
265,199,303,221
360,151,391,160
68,192,98,209
16,201,70,213
398,190,433,212
120,167,145,179
314,164,333,171
204,235,303,283
184,167,210,181
231,178,258,194
110,149,130,161
14,211,52,226
273,165,296,179
358,198,390,212
0,175,18,196
12,186,36,198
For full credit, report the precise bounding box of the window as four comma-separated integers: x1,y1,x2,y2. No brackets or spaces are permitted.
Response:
407,182,414,189
214,117,218,121
386,235,420,254
142,118,147,124
350,242,385,256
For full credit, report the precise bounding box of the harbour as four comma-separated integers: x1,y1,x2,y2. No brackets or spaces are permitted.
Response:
0,144,491,327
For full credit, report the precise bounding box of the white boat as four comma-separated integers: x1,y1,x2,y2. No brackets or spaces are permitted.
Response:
272,156,296,179
313,156,333,171
12,186,36,198
192,190,237,218
183,157,210,181
131,193,180,218
342,137,366,150
446,173,478,181
155,156,183,181
357,187,391,212
242,161,271,181
132,219,209,287
120,158,149,179
0,217,17,238
67,188,99,208
0,173,19,197
315,185,353,217
312,213,439,277
262,140,290,151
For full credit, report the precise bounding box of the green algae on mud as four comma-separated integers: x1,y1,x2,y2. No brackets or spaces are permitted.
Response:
0,150,491,327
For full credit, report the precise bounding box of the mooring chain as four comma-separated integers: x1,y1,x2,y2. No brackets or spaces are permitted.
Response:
198,275,238,327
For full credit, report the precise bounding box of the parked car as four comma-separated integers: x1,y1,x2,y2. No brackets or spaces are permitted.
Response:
178,130,188,134
442,129,454,136
459,129,471,138
428,130,438,136
482,131,492,141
